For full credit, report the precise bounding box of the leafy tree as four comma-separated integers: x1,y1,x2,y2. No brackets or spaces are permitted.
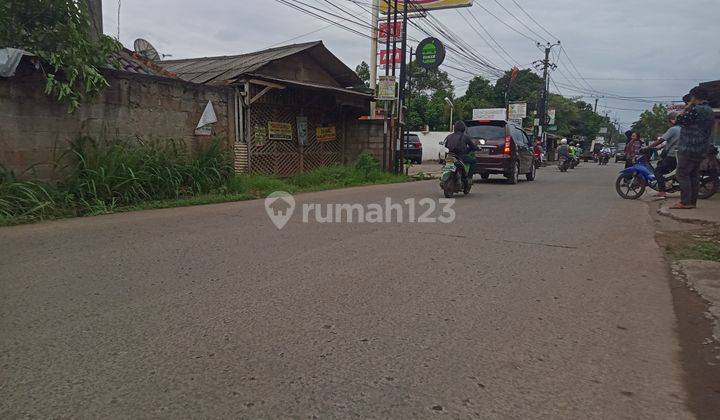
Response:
408,62,453,97
404,62,455,131
355,61,370,87
632,104,669,143
455,76,499,120
493,69,543,112
0,0,122,112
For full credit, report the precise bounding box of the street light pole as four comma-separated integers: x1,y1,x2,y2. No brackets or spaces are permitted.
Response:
445,97,454,132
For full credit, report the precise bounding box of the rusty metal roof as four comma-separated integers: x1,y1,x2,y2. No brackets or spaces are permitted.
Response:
159,41,361,87
114,48,178,78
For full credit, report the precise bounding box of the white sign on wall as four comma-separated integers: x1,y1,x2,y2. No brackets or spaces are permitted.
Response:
473,108,507,121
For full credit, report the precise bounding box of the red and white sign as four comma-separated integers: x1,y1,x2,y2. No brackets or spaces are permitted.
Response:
379,49,402,68
379,22,402,42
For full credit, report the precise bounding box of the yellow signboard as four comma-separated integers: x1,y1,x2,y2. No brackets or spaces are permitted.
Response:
316,126,336,143
268,121,293,141
380,0,473,13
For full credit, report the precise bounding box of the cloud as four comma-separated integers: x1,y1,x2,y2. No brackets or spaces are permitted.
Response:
102,0,720,126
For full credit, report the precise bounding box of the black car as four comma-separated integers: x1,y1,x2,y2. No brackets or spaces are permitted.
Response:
403,134,423,164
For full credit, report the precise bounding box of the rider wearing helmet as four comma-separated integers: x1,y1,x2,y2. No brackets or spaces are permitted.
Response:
568,142,577,159
557,138,570,159
444,121,479,185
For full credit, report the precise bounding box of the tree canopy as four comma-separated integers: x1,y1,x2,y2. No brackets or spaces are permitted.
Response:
0,0,122,112
631,104,669,143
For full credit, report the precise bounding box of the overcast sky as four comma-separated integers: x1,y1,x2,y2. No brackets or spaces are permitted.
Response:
102,0,720,131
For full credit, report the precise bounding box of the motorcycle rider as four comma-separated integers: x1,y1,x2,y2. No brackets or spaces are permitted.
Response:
557,138,570,165
599,145,612,164
444,121,479,186
568,142,577,159
647,112,681,197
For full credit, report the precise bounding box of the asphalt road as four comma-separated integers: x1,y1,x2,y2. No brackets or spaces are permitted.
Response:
0,163,693,418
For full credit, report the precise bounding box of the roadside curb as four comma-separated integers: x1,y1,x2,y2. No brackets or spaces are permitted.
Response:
673,260,720,344
657,206,719,227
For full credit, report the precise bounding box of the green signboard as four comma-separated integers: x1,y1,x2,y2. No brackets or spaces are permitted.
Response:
416,37,446,70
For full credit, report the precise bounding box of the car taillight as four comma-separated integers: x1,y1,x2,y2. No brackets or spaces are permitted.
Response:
415,143,422,149
503,135,512,155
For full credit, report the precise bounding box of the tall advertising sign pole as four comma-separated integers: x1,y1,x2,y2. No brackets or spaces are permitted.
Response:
369,0,380,119
396,0,409,174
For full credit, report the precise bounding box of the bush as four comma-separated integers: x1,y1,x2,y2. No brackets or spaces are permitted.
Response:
0,169,72,223
63,136,233,210
354,152,381,179
0,143,407,225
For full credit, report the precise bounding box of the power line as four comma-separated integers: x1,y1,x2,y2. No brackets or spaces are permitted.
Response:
464,8,520,67
509,0,559,42
491,0,549,44
265,23,334,48
272,0,371,39
473,1,540,44
454,10,512,69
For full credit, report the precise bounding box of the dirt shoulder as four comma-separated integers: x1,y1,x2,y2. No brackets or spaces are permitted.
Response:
652,201,720,418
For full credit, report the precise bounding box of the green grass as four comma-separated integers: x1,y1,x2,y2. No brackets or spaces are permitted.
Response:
664,229,720,263
0,141,408,227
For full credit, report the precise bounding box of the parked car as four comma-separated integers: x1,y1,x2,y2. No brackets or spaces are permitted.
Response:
615,142,626,162
403,134,423,164
465,120,536,184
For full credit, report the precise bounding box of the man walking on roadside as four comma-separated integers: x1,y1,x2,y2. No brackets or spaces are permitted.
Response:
672,86,715,209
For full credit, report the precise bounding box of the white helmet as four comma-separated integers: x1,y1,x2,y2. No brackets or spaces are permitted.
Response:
560,138,568,145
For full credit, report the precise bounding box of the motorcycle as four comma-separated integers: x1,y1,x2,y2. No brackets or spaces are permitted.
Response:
569,156,580,169
440,153,473,198
598,153,610,165
558,156,570,172
615,148,718,200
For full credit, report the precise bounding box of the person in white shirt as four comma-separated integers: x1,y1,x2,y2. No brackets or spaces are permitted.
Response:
647,112,681,197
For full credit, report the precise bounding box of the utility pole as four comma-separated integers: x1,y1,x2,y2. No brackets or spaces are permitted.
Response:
594,97,599,113
88,0,103,41
535,41,560,159
369,0,380,119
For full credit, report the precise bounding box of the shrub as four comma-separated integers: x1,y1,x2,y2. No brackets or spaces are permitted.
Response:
63,136,233,209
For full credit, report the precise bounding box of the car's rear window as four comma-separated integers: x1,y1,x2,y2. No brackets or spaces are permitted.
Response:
405,135,420,143
465,125,505,140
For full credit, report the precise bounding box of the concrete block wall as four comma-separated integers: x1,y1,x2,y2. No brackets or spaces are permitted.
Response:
345,119,386,165
0,62,233,180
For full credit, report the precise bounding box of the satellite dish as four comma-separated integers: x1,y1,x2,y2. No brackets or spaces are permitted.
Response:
133,38,161,62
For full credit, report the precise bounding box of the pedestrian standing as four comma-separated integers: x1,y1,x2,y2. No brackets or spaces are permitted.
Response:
624,132,643,168
672,86,715,209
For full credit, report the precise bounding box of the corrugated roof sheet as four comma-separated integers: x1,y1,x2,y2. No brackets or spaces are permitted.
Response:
159,41,361,87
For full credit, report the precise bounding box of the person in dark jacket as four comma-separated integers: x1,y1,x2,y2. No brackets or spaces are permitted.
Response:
444,121,479,185
672,86,715,209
